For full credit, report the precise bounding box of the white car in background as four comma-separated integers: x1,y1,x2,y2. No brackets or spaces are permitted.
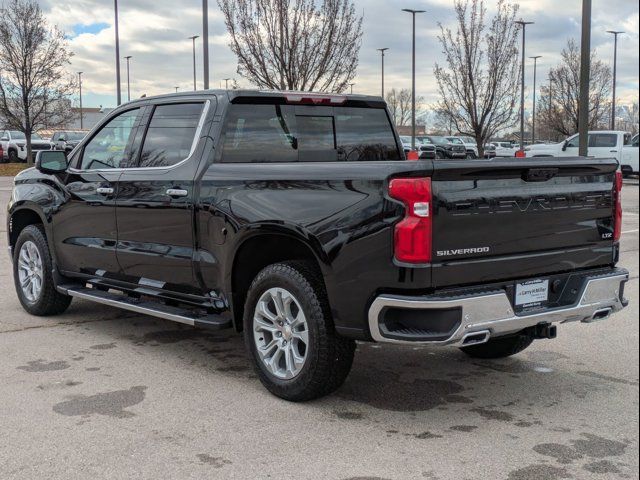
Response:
525,131,632,161
620,134,638,176
492,142,517,157
0,130,52,163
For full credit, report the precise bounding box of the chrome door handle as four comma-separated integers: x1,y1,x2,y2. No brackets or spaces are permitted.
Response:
610,150,618,153
166,188,188,198
96,187,114,195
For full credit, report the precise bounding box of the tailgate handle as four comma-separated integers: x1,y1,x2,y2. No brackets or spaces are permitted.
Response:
523,168,559,182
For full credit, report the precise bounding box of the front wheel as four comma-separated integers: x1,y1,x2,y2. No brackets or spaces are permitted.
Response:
13,225,72,316
244,261,355,401
459,332,534,359
8,150,19,163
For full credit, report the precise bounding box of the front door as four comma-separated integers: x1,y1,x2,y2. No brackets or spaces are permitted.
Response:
115,101,208,295
54,107,144,278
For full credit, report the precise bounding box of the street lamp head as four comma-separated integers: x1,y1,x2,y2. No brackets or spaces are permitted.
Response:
377,47,389,53
124,55,132,60
606,30,625,35
515,20,534,26
189,35,200,40
530,55,542,60
402,8,426,14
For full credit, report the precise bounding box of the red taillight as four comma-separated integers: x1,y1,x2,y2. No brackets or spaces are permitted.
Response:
614,170,623,241
388,177,432,264
407,150,419,161
515,150,526,158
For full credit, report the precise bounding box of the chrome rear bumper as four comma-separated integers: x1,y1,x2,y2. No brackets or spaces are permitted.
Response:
368,270,629,346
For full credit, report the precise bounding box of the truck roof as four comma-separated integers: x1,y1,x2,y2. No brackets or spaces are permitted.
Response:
123,89,386,107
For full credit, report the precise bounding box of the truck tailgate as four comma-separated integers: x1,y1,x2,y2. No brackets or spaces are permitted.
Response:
430,158,618,287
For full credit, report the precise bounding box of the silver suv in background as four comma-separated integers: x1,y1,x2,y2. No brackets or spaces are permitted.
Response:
1,130,52,163
445,136,496,159
50,131,87,153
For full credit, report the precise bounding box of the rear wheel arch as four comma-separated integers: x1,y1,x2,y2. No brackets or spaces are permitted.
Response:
230,232,327,332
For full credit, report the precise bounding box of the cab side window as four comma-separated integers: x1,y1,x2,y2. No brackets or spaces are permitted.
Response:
137,103,204,168
589,133,617,148
80,109,142,170
566,135,580,148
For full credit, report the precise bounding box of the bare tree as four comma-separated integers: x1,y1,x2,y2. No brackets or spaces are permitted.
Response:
433,0,520,157
385,88,424,127
537,39,611,137
218,0,363,93
0,0,76,165
616,101,639,135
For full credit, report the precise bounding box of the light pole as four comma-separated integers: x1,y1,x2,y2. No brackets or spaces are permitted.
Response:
223,78,231,89
114,0,122,105
78,72,83,130
202,0,210,90
349,83,355,94
377,48,389,98
578,0,591,157
124,55,132,102
189,35,199,91
530,55,542,144
402,8,425,151
515,20,534,154
607,30,624,130
175,86,179,93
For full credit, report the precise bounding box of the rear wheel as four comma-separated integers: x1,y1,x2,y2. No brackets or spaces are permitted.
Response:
436,150,445,160
466,152,476,159
13,225,72,316
244,261,355,401
8,149,19,163
459,331,534,359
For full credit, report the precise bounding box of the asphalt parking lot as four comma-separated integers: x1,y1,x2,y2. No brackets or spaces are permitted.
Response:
0,175,638,480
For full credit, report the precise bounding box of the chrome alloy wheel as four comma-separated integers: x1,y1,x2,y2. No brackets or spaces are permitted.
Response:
17,241,44,303
253,287,309,380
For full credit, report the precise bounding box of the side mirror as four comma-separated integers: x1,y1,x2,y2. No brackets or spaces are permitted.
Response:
35,150,68,174
562,140,568,152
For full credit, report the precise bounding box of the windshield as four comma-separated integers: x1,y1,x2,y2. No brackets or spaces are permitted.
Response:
65,132,85,141
429,136,449,146
400,136,412,144
9,131,26,139
10,131,43,140
446,137,464,145
416,136,433,145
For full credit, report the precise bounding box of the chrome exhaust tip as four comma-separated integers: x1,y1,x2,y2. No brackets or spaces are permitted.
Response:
461,330,491,346
589,307,613,322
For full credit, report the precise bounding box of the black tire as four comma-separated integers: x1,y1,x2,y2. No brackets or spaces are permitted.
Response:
243,261,355,401
8,149,19,163
13,225,72,316
435,150,445,160
466,152,476,160
459,331,534,359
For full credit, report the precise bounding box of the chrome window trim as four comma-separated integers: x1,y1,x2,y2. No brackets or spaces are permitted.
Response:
67,100,211,174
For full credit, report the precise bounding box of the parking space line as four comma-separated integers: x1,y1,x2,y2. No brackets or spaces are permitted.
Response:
623,229,639,234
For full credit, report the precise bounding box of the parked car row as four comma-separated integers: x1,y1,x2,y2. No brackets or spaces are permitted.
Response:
1,130,87,163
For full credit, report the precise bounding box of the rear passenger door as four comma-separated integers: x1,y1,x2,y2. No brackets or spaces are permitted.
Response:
115,101,209,295
588,133,620,158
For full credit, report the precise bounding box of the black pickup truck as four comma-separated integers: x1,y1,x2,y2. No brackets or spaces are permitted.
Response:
8,90,629,401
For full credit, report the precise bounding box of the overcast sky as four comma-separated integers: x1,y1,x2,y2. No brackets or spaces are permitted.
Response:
41,0,639,111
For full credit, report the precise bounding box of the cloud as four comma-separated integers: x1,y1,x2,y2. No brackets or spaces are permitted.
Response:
40,0,638,108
